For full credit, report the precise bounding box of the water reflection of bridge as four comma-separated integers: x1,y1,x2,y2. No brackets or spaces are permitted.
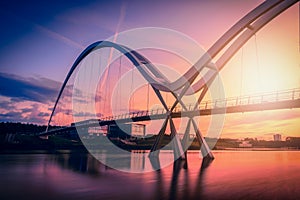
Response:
54,150,211,200
3,151,299,199
44,0,299,162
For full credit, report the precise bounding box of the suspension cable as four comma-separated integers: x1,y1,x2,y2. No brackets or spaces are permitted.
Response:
104,59,111,116
83,59,88,116
130,65,134,112
99,53,103,119
240,47,244,97
118,55,122,113
166,92,168,109
254,34,261,90
88,54,94,117
147,83,150,111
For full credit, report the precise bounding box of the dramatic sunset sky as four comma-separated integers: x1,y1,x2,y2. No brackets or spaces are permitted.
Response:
0,0,299,140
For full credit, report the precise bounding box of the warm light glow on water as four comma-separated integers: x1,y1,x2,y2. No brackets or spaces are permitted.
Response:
0,151,299,200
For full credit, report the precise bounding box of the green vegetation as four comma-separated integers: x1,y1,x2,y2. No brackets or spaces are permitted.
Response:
0,122,299,151
0,122,57,135
0,122,85,152
211,138,239,149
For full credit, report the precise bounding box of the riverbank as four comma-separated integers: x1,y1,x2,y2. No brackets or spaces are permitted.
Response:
1,131,300,153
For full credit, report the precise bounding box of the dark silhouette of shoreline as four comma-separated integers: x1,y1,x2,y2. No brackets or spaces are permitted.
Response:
1,122,299,152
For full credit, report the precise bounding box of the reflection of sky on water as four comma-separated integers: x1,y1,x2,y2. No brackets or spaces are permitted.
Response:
0,151,300,200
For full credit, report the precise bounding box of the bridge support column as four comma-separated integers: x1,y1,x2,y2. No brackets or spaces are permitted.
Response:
149,115,186,160
182,118,192,151
191,119,214,159
149,116,168,158
169,117,186,160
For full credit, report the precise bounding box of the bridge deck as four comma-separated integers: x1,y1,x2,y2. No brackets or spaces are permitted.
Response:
43,88,300,135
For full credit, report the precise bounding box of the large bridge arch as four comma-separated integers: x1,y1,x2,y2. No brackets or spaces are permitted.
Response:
46,40,169,131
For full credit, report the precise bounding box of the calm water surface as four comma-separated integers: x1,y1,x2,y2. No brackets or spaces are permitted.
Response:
0,151,299,200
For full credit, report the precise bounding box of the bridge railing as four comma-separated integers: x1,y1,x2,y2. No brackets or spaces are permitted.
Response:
197,88,300,110
51,88,300,129
96,88,300,122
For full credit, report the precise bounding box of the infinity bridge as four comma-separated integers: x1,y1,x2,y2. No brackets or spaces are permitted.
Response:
100,88,300,122
43,87,300,143
44,0,299,161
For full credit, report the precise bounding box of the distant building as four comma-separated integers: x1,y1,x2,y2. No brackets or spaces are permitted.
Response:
108,123,146,139
286,137,300,142
239,141,252,148
131,124,146,137
273,134,282,141
285,137,300,148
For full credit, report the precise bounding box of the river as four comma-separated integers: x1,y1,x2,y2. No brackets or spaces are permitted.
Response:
0,151,299,200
